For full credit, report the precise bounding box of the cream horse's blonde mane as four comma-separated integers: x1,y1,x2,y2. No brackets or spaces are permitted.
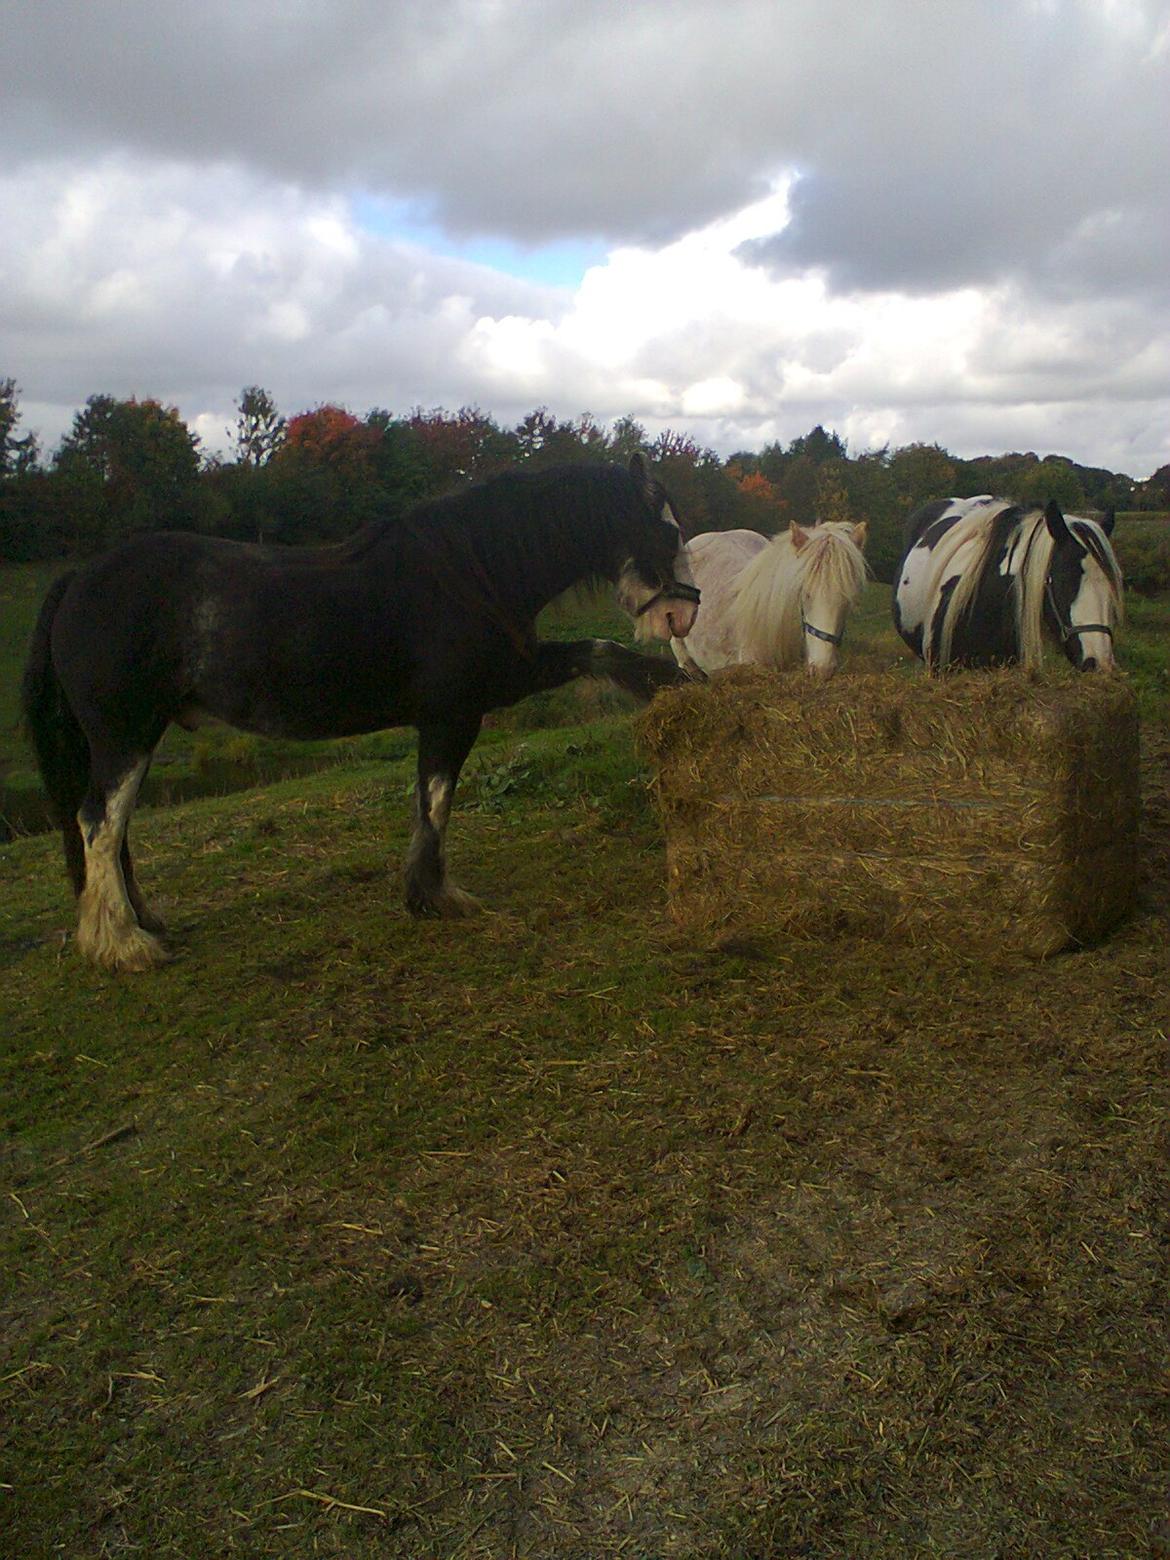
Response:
933,503,1124,670
729,522,869,666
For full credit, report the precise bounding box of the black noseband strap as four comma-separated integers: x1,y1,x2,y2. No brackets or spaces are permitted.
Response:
801,609,844,647
1045,578,1114,645
1060,621,1114,643
634,581,702,617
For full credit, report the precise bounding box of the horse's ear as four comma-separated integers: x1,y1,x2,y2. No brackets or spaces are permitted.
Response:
790,522,810,551
628,452,650,497
1044,500,1073,544
851,520,869,550
1101,507,1116,536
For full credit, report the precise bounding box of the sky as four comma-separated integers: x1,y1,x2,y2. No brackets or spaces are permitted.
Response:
1,0,1168,478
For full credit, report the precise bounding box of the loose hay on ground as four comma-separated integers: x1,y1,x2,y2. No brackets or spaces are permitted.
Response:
640,666,1140,957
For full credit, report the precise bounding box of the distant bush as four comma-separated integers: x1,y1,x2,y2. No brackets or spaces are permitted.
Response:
1114,528,1170,596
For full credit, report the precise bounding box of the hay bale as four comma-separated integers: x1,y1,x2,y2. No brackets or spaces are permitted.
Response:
639,667,1140,958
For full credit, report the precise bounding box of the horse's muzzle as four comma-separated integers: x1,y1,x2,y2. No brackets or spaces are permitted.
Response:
637,582,700,638
667,596,699,638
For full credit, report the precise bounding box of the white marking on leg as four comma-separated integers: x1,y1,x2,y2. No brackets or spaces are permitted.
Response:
427,774,478,912
76,761,167,972
406,771,480,918
427,775,452,833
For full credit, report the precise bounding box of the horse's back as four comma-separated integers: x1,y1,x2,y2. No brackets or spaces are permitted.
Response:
688,528,770,564
46,528,418,743
900,495,1001,557
673,529,775,674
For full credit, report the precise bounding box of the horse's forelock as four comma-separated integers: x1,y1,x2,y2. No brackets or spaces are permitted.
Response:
800,522,869,602
727,523,865,665
1070,518,1125,610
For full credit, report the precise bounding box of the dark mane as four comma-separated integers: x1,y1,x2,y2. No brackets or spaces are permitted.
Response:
271,463,659,593
395,463,647,610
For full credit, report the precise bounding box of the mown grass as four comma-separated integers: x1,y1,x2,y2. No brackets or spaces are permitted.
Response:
2,556,1168,1556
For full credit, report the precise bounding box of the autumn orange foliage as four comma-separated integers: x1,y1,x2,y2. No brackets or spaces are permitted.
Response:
729,466,787,529
281,406,380,471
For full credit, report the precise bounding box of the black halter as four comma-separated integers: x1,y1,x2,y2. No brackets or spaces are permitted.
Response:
634,580,702,617
801,606,844,647
1044,577,1114,645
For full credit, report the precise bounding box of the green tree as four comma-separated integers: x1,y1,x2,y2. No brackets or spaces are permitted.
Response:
788,424,847,465
815,459,854,525
0,381,52,560
54,394,204,549
364,408,430,511
1013,457,1086,513
777,454,819,524
1134,463,1170,511
608,415,648,464
513,408,609,467
0,378,39,476
842,449,903,583
888,442,957,510
234,385,286,467
756,440,789,485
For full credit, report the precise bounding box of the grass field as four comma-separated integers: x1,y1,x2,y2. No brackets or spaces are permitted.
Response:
2,559,1168,1556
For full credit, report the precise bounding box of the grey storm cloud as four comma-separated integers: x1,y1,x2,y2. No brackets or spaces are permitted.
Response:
4,0,1166,293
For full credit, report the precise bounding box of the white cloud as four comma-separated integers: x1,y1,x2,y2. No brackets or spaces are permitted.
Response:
0,1,1167,478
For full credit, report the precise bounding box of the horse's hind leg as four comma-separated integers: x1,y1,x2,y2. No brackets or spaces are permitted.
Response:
405,718,482,917
76,753,169,972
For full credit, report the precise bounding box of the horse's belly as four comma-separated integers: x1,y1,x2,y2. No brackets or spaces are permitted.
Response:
189,665,413,742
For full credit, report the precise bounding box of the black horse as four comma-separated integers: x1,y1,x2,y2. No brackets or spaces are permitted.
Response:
23,455,700,972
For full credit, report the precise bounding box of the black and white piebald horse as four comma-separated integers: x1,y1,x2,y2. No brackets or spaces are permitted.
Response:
894,495,1122,673
22,456,699,972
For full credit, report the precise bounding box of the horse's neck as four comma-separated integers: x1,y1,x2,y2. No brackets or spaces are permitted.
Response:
465,501,616,619
731,536,804,663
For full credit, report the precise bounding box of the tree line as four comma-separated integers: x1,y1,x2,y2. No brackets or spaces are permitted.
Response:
2,379,1166,585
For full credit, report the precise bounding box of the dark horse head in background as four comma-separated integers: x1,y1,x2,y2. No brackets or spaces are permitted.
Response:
22,455,699,972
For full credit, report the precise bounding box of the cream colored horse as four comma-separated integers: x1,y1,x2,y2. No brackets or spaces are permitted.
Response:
671,521,868,677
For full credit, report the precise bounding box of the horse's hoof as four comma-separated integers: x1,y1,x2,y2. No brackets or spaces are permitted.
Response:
406,883,482,918
438,885,482,917
78,923,171,974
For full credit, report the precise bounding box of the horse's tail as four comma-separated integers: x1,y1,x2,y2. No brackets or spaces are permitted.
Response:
21,571,89,895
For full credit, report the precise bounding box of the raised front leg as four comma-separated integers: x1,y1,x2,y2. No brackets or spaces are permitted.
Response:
404,717,482,917
670,637,707,680
526,640,691,703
